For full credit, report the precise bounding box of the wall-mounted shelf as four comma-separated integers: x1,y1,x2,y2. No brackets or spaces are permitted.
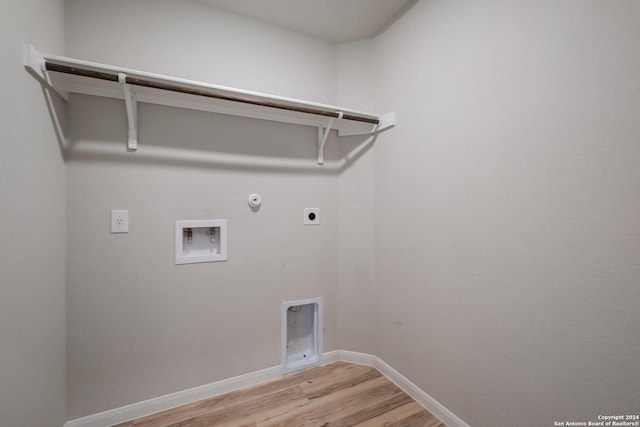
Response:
25,45,395,165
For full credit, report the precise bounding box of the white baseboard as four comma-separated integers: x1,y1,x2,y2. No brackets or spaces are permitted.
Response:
321,349,341,364
64,350,469,427
63,364,283,427
337,349,375,366
372,356,470,427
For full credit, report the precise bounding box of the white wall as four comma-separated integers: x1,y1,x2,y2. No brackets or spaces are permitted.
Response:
0,0,66,425
65,0,337,104
64,0,342,419
371,1,640,425
335,39,379,353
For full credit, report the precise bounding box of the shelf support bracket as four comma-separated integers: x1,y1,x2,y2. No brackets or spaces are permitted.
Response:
118,73,138,151
24,44,69,101
317,112,342,165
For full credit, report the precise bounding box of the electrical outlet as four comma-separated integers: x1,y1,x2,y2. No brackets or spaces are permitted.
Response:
111,210,129,233
304,208,320,225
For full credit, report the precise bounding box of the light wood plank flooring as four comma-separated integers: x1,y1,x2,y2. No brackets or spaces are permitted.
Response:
113,362,445,426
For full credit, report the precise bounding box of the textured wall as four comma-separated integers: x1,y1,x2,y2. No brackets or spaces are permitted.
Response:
64,0,342,418
372,1,640,425
0,0,66,425
65,0,337,105
336,39,379,354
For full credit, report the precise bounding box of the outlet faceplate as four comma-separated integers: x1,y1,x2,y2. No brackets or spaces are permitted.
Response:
304,208,320,225
111,210,129,233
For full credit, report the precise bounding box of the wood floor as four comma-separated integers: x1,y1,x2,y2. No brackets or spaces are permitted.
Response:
113,362,445,427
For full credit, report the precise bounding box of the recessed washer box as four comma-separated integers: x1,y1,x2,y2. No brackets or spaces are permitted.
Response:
282,297,323,373
175,220,227,265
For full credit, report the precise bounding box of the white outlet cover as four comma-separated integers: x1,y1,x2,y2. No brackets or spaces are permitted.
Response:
304,208,320,225
111,210,129,233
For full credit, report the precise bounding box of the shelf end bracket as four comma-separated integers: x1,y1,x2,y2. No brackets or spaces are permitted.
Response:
24,44,69,101
118,73,138,151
